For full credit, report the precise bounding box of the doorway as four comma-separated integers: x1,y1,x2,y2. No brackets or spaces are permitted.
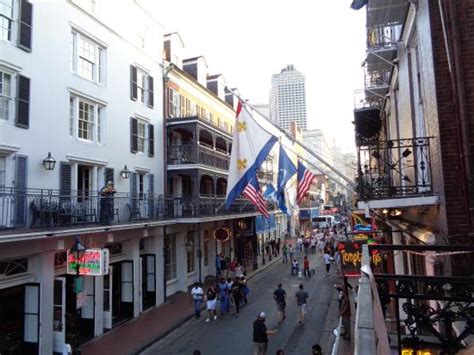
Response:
77,165,92,201
109,261,134,327
140,255,156,312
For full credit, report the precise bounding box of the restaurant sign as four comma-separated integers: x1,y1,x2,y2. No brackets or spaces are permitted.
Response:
67,248,109,276
338,241,383,275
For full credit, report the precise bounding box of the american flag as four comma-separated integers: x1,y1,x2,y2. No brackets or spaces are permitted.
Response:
242,176,269,218
297,161,316,205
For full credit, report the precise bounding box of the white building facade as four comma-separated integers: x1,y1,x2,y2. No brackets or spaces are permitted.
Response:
269,65,307,131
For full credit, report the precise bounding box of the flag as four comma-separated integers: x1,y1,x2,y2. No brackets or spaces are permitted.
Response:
242,176,269,218
277,145,297,215
297,161,316,205
263,183,277,202
226,102,278,209
350,0,368,10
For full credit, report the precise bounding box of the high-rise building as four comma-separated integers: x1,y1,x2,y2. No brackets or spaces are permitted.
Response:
269,65,307,131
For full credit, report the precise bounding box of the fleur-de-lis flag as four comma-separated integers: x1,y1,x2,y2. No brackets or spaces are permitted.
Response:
225,102,278,209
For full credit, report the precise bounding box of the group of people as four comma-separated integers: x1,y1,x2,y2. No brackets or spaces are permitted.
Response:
190,273,250,322
215,253,246,279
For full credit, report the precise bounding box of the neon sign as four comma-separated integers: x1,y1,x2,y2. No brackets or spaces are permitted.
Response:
67,248,109,276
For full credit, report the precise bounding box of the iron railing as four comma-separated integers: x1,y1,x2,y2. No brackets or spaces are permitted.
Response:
0,188,270,232
168,143,230,170
357,137,434,200
167,114,233,136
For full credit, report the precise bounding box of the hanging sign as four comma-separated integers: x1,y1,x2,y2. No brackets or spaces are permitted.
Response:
338,241,383,275
67,248,110,276
214,227,231,242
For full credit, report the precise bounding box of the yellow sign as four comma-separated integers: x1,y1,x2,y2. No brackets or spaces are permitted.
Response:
402,350,435,355
340,250,382,267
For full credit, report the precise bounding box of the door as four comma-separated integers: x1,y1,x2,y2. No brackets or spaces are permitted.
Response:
24,284,40,353
121,261,134,318
81,276,95,338
203,239,210,276
53,278,66,353
141,255,156,311
103,266,112,330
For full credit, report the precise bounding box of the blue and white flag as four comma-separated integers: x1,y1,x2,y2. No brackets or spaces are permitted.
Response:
277,145,297,215
226,102,278,209
263,183,278,202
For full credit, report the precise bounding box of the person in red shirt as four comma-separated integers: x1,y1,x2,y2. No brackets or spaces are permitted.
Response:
303,256,311,279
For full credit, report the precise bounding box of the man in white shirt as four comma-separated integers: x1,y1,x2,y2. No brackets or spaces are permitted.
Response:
191,282,204,319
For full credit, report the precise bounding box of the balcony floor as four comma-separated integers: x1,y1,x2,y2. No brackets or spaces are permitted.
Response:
357,194,439,211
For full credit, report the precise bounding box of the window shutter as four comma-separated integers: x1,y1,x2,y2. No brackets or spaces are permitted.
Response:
130,65,137,101
59,162,72,197
148,76,154,108
147,174,155,218
18,0,33,51
148,124,154,157
105,168,114,184
14,155,28,225
17,75,30,128
130,117,138,153
130,172,137,209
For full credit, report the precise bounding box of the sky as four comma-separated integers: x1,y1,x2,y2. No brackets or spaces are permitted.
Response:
143,0,366,154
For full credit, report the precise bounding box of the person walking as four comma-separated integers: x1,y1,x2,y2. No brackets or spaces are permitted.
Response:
324,251,334,276
241,276,249,305
218,278,230,315
215,253,222,278
231,278,243,317
295,284,309,325
340,287,351,340
303,256,311,279
273,283,287,323
190,282,204,319
282,243,288,263
205,283,218,322
253,312,277,355
291,259,299,276
289,244,295,261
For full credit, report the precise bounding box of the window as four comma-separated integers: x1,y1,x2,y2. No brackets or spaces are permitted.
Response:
165,234,177,281
70,95,105,144
130,65,153,107
138,173,145,199
137,68,146,103
137,120,145,152
0,71,11,120
0,0,12,41
186,231,195,273
167,88,180,117
71,30,105,83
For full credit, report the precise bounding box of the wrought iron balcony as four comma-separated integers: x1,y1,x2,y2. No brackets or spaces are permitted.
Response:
0,188,273,234
357,137,434,200
168,143,230,171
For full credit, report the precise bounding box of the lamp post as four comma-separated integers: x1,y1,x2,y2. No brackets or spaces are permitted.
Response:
120,165,131,179
70,236,86,355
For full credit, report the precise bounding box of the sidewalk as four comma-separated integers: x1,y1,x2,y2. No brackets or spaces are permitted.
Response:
81,255,282,355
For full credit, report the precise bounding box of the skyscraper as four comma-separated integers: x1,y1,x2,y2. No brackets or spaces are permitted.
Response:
269,65,307,131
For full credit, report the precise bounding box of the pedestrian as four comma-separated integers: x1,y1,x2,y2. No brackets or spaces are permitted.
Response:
340,287,351,340
343,276,353,291
295,283,309,325
310,238,316,254
289,244,295,261
291,259,299,276
282,243,288,263
303,238,310,256
312,344,323,354
218,278,230,315
231,278,242,317
236,262,245,279
253,312,278,355
276,238,281,255
215,253,222,278
241,276,249,305
190,282,204,319
228,259,237,279
324,251,334,276
303,256,311,279
205,283,218,322
99,181,116,223
273,283,286,322
276,350,285,355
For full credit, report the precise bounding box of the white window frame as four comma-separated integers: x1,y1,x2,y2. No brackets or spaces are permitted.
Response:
70,95,105,145
0,155,6,188
0,0,14,42
0,69,12,121
136,119,146,153
71,30,105,84
137,68,147,104
165,235,177,281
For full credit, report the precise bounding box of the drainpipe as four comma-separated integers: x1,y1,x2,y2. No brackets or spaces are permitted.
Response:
162,225,167,303
197,223,202,284
163,65,173,196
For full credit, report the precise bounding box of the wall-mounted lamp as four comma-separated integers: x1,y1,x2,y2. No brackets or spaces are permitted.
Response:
120,165,131,179
43,152,56,171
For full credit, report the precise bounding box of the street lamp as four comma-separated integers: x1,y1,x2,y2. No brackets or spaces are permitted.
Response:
120,165,131,179
43,152,56,171
70,236,86,355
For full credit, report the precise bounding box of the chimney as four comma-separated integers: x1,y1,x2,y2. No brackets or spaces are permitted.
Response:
163,32,184,68
207,74,226,100
183,56,208,86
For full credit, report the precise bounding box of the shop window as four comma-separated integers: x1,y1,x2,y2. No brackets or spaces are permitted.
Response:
165,234,177,281
105,242,123,255
186,231,195,273
0,258,28,276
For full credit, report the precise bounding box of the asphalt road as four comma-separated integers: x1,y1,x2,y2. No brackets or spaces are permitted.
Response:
142,250,339,355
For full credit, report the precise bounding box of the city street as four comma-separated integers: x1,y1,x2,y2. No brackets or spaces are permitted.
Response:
142,251,341,355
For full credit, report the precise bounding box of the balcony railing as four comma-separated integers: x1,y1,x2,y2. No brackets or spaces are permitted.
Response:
357,137,433,200
0,188,273,233
167,114,233,136
168,143,230,170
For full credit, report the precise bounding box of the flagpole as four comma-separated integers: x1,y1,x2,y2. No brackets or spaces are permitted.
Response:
225,88,357,189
